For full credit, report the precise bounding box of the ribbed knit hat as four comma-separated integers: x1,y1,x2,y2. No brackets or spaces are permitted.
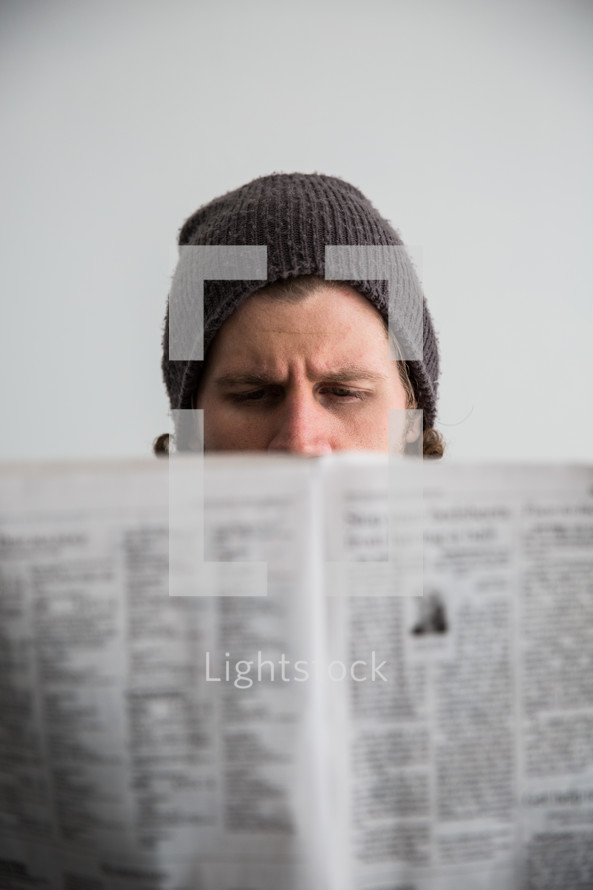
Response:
162,172,440,430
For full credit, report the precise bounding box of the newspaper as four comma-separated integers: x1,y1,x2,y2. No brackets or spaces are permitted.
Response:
0,455,592,890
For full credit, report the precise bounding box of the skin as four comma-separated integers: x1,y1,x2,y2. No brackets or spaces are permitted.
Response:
196,283,420,454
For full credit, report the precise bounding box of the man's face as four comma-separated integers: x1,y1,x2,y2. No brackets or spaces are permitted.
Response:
196,283,417,454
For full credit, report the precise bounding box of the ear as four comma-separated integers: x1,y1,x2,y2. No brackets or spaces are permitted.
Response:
405,411,423,444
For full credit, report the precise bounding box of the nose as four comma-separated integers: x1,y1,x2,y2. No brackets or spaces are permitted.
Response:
267,390,333,455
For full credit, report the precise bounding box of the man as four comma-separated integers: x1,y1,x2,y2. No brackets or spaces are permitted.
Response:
157,172,443,457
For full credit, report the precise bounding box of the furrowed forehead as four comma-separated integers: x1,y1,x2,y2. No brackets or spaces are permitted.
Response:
212,365,389,389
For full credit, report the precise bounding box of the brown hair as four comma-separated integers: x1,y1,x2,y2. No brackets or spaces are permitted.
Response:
154,276,445,458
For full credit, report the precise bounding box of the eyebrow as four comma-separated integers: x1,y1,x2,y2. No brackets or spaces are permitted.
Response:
213,366,388,389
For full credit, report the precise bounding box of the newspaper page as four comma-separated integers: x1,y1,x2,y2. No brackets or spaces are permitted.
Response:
0,456,332,890
322,459,593,890
1,457,592,890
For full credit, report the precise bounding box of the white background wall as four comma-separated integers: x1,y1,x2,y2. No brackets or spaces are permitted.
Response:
1,0,591,463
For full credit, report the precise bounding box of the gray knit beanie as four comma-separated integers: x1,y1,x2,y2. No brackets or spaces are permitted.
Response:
162,172,440,430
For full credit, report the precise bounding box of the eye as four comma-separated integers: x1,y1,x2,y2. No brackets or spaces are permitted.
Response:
231,386,283,404
232,389,268,402
321,386,367,402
